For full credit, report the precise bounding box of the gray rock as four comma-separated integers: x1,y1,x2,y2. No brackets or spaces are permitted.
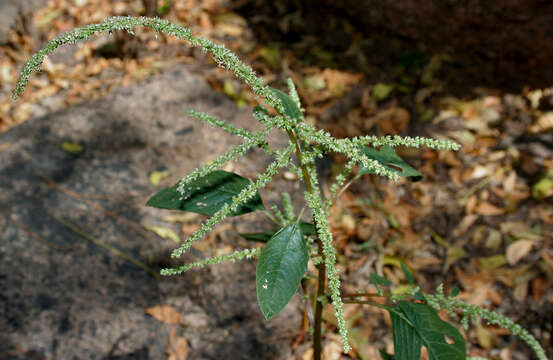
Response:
0,66,301,360
0,1,19,43
0,0,47,44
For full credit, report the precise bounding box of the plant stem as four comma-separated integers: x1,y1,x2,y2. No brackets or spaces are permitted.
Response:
335,175,357,200
342,299,390,310
286,129,326,360
341,292,383,298
313,240,326,360
262,209,281,226
287,130,313,191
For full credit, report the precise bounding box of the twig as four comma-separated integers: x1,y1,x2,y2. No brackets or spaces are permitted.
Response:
341,292,384,298
53,216,160,280
43,178,155,241
1,208,74,250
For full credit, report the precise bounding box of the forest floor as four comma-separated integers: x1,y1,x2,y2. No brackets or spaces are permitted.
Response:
1,1,552,359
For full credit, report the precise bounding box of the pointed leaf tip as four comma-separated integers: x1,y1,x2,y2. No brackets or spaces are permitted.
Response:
400,262,415,285
270,87,302,120
359,146,423,181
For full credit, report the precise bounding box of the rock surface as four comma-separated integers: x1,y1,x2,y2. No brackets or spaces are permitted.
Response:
0,65,302,360
0,0,47,44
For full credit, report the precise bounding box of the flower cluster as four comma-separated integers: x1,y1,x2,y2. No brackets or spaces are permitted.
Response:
161,247,260,275
305,189,351,352
425,285,547,360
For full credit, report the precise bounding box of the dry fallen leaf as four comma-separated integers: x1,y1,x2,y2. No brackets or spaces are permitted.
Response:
479,255,507,271
0,59,14,84
475,321,494,349
530,112,553,133
513,279,529,302
484,229,503,250
499,221,527,234
475,202,505,216
164,213,199,223
341,214,356,234
146,225,181,244
321,68,363,96
302,348,314,360
167,337,188,360
452,214,478,237
322,334,343,360
377,107,410,134
460,282,493,306
503,170,517,193
145,305,182,324
492,265,532,288
199,11,213,31
465,195,478,213
359,343,381,359
532,277,549,302
283,171,298,181
149,170,171,186
471,165,492,179
506,240,534,265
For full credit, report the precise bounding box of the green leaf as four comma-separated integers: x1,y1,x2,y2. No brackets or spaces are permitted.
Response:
450,286,460,298
370,273,392,287
299,222,316,236
379,350,396,360
372,82,395,102
400,262,415,285
359,146,423,181
146,170,264,216
240,222,316,243
256,223,308,320
389,301,466,360
413,291,426,301
270,87,302,120
389,306,422,360
253,104,270,116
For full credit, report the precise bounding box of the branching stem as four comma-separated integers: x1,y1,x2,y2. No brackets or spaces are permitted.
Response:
341,292,383,298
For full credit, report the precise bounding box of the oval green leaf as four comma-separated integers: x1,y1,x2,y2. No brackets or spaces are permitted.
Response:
146,170,264,216
370,273,392,287
389,301,466,360
256,223,308,320
359,146,423,181
270,87,302,120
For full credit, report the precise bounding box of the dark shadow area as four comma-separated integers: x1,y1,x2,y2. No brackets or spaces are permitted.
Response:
234,0,553,92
